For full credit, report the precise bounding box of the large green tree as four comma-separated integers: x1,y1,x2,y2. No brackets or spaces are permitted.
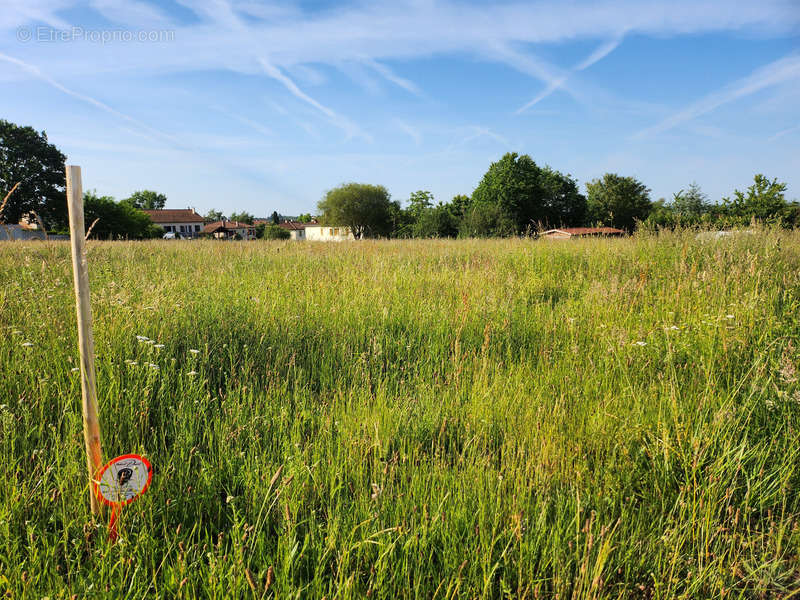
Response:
318,183,396,239
229,211,254,224
83,191,162,239
471,153,586,234
122,189,167,210
586,173,652,231
725,174,787,222
0,120,66,227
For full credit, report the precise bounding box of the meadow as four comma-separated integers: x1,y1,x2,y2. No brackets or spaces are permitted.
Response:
1,231,799,599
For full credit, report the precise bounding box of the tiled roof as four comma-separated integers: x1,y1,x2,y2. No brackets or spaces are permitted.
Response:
543,227,625,236
202,220,256,233
143,209,204,224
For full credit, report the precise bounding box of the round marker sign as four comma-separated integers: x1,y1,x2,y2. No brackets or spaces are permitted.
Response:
95,454,152,506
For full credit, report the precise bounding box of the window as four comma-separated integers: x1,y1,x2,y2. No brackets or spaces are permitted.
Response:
195,225,201,232
333,228,339,236
179,225,186,232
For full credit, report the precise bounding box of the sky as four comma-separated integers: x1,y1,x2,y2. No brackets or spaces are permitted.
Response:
1,0,799,217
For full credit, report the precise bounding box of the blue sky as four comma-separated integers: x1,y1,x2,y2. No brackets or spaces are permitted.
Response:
2,0,799,217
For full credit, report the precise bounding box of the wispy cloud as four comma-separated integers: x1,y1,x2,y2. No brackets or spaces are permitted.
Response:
516,36,623,113
362,58,424,97
211,105,273,138
768,123,800,141
633,53,800,139
0,52,184,148
395,119,422,145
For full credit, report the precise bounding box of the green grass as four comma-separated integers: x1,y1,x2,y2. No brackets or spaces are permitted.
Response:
1,231,799,599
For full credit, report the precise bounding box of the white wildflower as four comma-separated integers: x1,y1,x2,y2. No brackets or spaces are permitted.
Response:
149,363,160,370
187,370,198,377
21,342,33,347
634,341,647,347
153,344,165,349
136,335,149,342
189,349,200,354
726,314,735,319
12,330,23,335
71,367,79,372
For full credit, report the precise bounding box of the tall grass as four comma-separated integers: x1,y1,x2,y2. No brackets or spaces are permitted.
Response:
1,231,798,598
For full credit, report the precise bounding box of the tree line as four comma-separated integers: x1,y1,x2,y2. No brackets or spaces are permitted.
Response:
2,119,797,240
318,153,798,239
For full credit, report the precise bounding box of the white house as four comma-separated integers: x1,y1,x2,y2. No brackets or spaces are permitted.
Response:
143,209,205,238
278,221,307,240
304,225,355,241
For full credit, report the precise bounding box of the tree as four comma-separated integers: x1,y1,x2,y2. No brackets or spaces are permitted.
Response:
449,194,472,220
413,203,459,238
297,213,313,223
459,201,516,237
229,211,254,224
317,183,395,239
586,173,652,231
724,174,788,222
262,224,290,240
271,211,280,225
83,191,163,239
0,119,67,228
672,182,709,219
122,190,167,210
471,153,586,234
205,209,225,223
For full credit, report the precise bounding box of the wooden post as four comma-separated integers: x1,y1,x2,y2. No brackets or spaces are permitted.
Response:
66,165,104,515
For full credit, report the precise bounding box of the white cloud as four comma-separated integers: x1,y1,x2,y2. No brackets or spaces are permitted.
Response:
633,53,800,139
395,119,422,145
0,52,184,148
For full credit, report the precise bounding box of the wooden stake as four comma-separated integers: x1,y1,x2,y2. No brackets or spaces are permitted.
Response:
66,165,104,515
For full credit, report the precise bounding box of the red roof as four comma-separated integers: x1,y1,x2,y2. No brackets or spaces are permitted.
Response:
203,220,256,233
543,227,625,236
143,209,203,224
278,222,307,230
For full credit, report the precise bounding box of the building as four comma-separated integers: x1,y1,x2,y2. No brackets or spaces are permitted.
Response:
143,209,204,238
0,224,46,241
278,221,307,240
203,220,257,240
540,227,625,239
304,225,355,241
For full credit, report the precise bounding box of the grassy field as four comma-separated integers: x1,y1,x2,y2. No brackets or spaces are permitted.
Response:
1,231,799,599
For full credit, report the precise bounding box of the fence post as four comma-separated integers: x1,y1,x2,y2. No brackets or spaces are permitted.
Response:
66,165,104,515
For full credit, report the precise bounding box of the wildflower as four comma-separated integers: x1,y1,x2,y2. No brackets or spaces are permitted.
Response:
726,314,735,320
11,330,23,335
21,342,33,347
71,367,79,372
149,363,160,370
136,335,149,342
668,325,680,331
153,344,165,349
189,349,200,354
187,370,198,377
634,341,647,347
125,360,138,366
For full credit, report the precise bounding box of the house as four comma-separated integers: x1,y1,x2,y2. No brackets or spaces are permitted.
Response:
0,224,46,241
540,227,625,239
278,221,307,240
203,220,257,240
143,209,204,238
304,225,355,241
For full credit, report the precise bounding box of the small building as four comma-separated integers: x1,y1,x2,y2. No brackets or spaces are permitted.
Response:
304,225,355,241
278,221,307,240
143,209,204,238
0,224,46,241
203,220,257,240
540,227,625,239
